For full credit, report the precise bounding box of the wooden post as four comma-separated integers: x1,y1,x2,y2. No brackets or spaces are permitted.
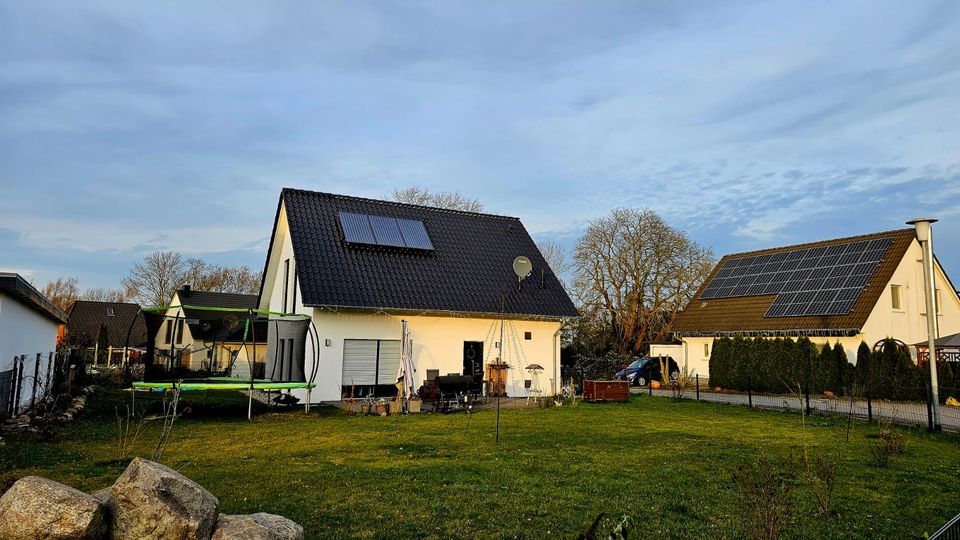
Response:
30,353,41,409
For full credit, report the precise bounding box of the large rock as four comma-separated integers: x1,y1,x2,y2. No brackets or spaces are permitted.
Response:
0,476,106,539
107,457,220,539
212,513,305,540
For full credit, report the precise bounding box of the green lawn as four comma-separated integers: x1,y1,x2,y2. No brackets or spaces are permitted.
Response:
2,389,958,539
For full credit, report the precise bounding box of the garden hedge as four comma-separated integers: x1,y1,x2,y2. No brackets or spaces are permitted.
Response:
708,337,939,401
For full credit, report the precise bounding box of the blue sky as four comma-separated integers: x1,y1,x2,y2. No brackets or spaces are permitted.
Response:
2,1,959,290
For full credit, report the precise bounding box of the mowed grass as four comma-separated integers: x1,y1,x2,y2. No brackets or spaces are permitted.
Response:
2,389,959,539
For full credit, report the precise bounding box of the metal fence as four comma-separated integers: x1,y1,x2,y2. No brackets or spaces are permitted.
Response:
930,513,960,540
639,374,960,434
1,351,66,419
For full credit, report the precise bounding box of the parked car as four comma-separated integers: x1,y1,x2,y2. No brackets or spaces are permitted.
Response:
615,356,679,386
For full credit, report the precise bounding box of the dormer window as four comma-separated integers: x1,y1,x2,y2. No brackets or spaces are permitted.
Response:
106,307,115,317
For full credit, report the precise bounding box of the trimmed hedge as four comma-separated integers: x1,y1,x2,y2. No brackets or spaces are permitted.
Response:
708,337,934,401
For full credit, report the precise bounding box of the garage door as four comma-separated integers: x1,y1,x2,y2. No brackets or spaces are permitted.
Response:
342,339,401,387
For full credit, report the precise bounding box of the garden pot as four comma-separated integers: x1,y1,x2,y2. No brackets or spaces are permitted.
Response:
408,399,422,413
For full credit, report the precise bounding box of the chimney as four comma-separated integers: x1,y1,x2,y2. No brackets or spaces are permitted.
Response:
180,284,191,298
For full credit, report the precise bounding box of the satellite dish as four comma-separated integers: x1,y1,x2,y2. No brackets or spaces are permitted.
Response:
513,256,533,280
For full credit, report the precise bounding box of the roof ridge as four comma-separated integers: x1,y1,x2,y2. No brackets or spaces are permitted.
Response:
281,187,520,221
722,228,915,260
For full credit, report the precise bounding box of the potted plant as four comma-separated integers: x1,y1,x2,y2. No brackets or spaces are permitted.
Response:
408,395,422,413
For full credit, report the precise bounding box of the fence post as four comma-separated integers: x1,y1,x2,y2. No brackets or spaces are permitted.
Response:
12,355,24,416
30,352,41,409
648,379,653,395
45,352,54,393
804,351,811,416
747,374,753,408
926,379,935,432
866,392,872,422
696,374,700,401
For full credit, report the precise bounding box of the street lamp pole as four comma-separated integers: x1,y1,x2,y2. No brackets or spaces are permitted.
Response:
907,218,941,431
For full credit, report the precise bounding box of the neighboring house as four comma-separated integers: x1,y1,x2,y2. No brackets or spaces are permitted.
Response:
0,273,67,414
0,273,67,362
64,301,147,366
258,188,578,403
671,228,960,377
154,286,267,378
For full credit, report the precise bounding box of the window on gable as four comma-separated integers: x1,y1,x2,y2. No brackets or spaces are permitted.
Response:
891,284,902,310
524,331,532,340
704,343,710,357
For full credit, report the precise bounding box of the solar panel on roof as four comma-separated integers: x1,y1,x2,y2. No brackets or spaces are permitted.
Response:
369,215,406,247
697,236,893,318
397,219,434,250
339,212,376,244
339,212,434,251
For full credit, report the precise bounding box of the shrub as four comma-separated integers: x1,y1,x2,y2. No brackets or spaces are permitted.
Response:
870,419,906,468
573,351,630,383
733,457,794,540
806,452,839,516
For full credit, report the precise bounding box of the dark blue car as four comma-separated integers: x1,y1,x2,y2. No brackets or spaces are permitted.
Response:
615,356,679,386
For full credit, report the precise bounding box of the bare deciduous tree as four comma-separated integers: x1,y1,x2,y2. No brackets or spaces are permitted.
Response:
81,287,131,303
572,208,714,356
537,240,570,277
122,251,262,306
121,251,187,306
42,277,80,312
184,259,261,295
392,186,485,212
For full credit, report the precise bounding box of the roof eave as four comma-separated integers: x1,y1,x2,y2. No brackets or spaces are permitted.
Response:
303,303,576,322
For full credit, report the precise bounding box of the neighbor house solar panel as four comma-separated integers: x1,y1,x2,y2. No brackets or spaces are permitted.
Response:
699,237,893,317
338,212,434,251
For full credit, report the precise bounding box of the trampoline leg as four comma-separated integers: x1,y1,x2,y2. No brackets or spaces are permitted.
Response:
305,388,311,413
131,387,135,409
247,389,253,421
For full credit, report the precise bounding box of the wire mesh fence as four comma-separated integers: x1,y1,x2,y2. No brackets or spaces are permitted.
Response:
1,351,68,419
638,374,960,433
929,513,960,540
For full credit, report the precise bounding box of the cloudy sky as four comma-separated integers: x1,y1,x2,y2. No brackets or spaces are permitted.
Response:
2,1,959,290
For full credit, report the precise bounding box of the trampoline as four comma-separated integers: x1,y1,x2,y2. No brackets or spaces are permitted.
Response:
123,304,320,419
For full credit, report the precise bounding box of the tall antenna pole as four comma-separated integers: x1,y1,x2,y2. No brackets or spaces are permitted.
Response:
496,295,504,444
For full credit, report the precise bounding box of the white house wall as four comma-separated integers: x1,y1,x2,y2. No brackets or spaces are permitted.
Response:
0,293,59,410
0,292,59,365
861,239,960,347
305,311,562,403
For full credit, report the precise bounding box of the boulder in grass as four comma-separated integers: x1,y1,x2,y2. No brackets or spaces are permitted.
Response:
212,512,305,540
0,476,106,539
108,457,220,540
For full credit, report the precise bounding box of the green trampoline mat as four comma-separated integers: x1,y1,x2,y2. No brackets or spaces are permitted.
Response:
132,378,315,391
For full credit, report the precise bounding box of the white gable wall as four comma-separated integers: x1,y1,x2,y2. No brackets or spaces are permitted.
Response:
862,238,960,349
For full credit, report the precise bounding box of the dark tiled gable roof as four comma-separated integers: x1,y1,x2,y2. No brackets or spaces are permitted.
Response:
671,228,917,336
274,188,577,319
67,301,147,347
173,289,264,342
176,289,258,321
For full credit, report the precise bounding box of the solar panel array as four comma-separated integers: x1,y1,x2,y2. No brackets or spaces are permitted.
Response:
699,237,893,318
339,212,434,250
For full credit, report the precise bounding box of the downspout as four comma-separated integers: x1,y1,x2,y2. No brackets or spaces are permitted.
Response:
553,323,562,396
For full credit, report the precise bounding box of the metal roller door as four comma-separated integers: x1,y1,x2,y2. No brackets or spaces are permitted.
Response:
342,339,401,387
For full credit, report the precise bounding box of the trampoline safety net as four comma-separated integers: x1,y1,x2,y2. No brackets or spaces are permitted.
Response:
126,305,318,389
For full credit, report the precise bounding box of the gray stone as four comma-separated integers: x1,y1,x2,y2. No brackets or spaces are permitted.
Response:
0,476,106,539
108,457,220,540
211,513,305,540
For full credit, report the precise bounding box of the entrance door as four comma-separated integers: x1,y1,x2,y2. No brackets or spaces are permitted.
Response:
463,341,484,389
